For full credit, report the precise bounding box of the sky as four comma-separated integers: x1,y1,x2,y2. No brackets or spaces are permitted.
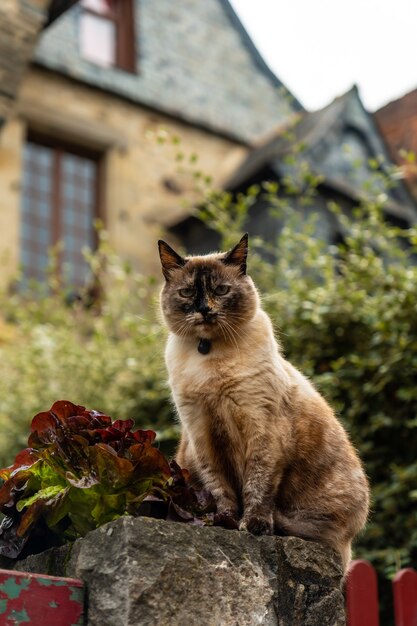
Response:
229,0,417,113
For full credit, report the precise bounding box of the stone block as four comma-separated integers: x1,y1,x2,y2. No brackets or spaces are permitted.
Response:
10,516,346,626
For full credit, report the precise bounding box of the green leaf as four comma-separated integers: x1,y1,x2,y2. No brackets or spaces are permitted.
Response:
16,484,66,512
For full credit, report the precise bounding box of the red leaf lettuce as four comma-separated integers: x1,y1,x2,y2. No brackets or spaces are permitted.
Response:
0,401,237,559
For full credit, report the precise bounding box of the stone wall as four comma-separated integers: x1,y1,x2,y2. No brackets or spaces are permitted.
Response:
0,0,299,288
0,67,247,287
0,1,52,285
0,0,50,127
12,516,346,626
34,0,301,144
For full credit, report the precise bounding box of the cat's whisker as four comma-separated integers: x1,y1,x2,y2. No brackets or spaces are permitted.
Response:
226,325,244,353
174,319,191,339
219,318,241,354
218,322,229,347
218,312,243,339
173,319,187,334
226,312,249,321
218,320,233,347
224,313,251,328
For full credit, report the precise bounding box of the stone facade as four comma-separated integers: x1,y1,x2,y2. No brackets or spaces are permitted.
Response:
34,0,301,143
0,117,25,285
0,0,50,128
0,0,303,289
0,67,247,286
12,516,346,626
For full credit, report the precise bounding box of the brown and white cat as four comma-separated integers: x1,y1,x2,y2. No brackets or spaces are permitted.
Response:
158,233,369,571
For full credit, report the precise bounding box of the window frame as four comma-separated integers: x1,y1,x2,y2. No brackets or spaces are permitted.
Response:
79,0,137,73
21,132,105,286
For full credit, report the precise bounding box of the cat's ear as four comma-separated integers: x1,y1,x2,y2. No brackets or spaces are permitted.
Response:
158,240,186,281
223,233,248,275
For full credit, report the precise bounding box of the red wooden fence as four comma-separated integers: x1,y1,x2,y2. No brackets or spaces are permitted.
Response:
393,568,417,626
346,560,380,626
346,560,417,626
0,568,84,626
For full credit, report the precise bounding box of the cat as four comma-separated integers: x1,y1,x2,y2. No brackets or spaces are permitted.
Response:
158,233,369,571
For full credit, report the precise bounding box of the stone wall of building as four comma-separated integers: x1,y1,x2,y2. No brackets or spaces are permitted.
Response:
0,0,50,127
0,118,25,284
0,67,247,287
34,0,301,143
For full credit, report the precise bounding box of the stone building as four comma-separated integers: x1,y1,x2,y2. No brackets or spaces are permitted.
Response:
172,87,417,254
0,0,300,289
0,1,77,131
2,1,414,291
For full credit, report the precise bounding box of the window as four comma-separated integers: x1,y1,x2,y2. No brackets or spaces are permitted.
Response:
20,138,101,288
79,0,136,73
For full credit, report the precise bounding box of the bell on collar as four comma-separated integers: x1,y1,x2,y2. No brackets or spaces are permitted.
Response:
198,338,211,355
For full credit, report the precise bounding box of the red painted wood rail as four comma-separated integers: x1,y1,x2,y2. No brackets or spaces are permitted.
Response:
346,559,380,626
0,568,84,626
393,568,417,626
346,560,417,626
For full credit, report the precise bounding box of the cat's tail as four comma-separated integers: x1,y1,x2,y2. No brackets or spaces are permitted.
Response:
273,510,351,572
273,510,330,541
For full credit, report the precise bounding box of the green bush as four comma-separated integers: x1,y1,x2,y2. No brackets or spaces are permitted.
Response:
197,178,417,592
0,234,174,466
265,207,417,577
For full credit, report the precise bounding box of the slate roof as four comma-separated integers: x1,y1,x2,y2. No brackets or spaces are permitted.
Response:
33,0,302,143
226,86,417,223
45,0,79,27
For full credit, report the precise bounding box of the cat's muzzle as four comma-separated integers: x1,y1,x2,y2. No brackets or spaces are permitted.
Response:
195,312,217,325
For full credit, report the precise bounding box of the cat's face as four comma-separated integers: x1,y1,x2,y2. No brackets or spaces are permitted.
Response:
158,235,259,341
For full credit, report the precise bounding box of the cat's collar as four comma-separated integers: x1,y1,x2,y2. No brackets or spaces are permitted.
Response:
198,338,211,355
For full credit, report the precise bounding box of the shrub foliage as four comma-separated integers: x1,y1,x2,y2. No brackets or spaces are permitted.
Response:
197,184,417,580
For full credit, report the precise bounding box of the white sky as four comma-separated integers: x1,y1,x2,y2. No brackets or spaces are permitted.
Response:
229,0,417,112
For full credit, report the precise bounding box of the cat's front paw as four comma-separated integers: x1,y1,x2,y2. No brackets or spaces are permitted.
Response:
215,497,239,520
239,513,274,536
216,505,239,520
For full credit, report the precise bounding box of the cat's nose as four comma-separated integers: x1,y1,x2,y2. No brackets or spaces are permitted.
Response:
196,302,211,317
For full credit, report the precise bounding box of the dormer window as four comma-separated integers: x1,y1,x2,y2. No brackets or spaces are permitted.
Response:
79,0,136,73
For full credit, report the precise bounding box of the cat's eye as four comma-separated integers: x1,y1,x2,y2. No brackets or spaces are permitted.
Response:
214,285,230,296
178,287,194,298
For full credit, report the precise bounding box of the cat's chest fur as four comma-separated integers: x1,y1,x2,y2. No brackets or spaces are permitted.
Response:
165,310,293,434
167,338,249,395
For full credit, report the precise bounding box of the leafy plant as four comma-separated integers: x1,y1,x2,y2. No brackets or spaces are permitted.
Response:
0,401,236,559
